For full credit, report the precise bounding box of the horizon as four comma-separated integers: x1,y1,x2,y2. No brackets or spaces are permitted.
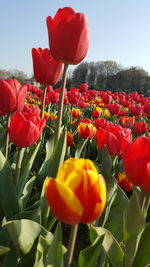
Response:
1,0,150,77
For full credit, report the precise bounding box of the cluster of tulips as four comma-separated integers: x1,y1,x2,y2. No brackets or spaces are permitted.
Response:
0,6,150,267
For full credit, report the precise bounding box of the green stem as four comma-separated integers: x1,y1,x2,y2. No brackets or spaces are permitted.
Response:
41,84,47,118
66,224,78,267
4,115,11,159
15,147,25,186
55,64,69,144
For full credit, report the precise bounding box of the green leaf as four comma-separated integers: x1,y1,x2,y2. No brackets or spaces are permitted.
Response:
123,192,146,267
45,222,64,267
20,176,36,209
17,142,41,198
38,129,66,183
75,138,88,158
0,123,7,149
0,151,19,219
101,146,112,180
103,186,129,241
4,219,53,255
38,135,55,183
78,235,104,267
0,245,10,255
95,176,117,228
33,235,52,267
39,183,56,230
89,225,124,267
132,223,150,267
2,241,18,267
48,129,67,178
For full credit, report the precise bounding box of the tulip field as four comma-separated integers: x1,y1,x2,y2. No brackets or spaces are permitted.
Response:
0,6,150,267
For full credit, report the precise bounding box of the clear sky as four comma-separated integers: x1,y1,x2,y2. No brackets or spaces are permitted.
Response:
1,0,150,77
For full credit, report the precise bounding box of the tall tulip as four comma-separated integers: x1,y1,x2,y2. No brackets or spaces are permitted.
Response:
122,136,150,192
9,112,46,147
32,48,63,85
45,158,106,225
46,7,89,65
0,78,27,114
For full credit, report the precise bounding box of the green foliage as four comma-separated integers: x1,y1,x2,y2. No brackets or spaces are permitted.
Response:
89,225,124,267
123,192,146,267
78,235,104,267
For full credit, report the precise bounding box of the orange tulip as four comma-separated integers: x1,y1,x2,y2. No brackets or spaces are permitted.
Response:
116,172,132,192
45,158,106,225
77,122,97,139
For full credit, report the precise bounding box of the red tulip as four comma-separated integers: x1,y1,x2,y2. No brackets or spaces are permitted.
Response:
92,110,100,118
67,88,81,104
32,48,63,85
107,103,120,115
67,131,73,146
129,104,143,117
46,7,89,65
122,136,150,192
100,92,112,104
79,83,89,92
0,79,27,114
133,121,148,135
143,101,150,116
96,124,132,156
9,112,46,147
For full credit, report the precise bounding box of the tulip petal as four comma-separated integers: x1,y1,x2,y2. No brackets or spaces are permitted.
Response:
45,178,83,225
66,169,106,223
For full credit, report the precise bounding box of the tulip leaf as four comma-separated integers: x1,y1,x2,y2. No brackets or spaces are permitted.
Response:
102,186,129,241
45,222,65,267
75,138,89,158
38,135,55,185
95,175,117,228
132,223,150,267
78,235,104,267
20,176,36,209
0,123,7,149
123,192,146,267
33,235,52,267
0,245,10,255
48,128,67,178
4,219,53,255
0,150,20,219
39,183,56,230
17,142,41,198
89,225,124,267
1,241,18,267
101,146,112,180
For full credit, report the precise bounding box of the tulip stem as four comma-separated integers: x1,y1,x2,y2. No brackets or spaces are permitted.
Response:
41,84,47,118
4,115,11,159
55,64,68,143
66,224,78,267
15,147,25,186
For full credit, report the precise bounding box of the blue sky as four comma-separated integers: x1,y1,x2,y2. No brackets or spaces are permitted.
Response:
1,0,150,77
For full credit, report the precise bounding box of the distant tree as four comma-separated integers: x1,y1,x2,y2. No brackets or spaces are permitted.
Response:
0,68,27,84
115,67,149,93
71,62,88,86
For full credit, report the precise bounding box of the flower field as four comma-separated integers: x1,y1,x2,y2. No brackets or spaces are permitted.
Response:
0,6,150,267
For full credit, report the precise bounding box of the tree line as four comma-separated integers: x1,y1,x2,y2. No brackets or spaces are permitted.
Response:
70,61,150,96
0,61,150,96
